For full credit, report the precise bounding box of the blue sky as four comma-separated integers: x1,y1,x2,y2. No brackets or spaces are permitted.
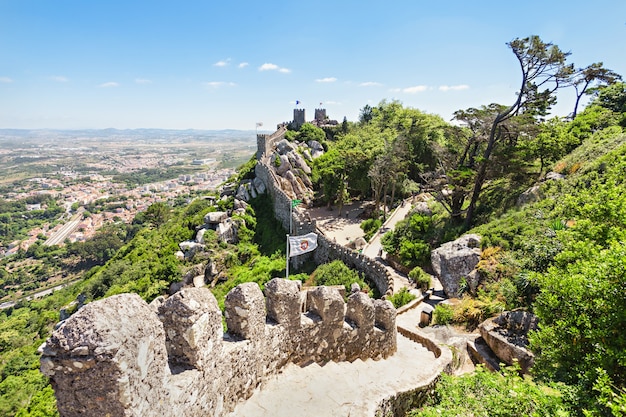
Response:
1,0,625,130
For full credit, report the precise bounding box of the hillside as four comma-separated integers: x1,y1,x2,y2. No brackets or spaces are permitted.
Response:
2,77,626,416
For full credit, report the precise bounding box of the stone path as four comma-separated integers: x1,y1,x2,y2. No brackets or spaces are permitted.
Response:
227,331,443,417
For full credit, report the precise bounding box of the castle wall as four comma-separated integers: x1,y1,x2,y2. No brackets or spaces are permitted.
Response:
255,141,393,296
41,279,397,417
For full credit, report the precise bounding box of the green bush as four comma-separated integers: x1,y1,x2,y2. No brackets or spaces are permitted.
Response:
433,303,453,325
360,218,382,241
410,365,572,417
389,287,416,308
408,266,431,291
312,260,369,294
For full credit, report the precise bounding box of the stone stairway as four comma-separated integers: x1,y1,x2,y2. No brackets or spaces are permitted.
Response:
227,333,442,417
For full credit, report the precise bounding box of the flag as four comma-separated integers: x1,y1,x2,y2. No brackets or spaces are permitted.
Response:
289,232,318,257
256,122,263,127
295,100,300,106
291,199,301,208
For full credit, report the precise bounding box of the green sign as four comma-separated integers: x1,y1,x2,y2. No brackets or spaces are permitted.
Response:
291,199,302,208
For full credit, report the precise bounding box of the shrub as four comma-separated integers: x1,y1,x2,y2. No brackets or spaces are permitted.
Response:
360,218,382,241
410,364,573,417
389,287,416,308
433,304,453,325
312,260,369,294
408,266,431,291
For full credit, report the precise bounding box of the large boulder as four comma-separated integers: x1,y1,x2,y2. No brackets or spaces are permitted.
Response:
276,139,295,155
288,151,311,175
479,311,538,374
308,140,324,159
276,155,293,176
431,234,481,298
252,177,266,195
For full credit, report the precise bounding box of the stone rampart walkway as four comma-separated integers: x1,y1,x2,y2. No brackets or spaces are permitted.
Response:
227,329,446,417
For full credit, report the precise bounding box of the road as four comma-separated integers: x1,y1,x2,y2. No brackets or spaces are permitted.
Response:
0,280,78,310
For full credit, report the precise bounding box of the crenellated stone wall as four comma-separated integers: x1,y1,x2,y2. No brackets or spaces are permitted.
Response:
40,279,397,417
255,132,394,296
256,125,288,160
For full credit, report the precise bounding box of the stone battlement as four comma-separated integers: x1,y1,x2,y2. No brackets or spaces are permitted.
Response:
40,279,396,417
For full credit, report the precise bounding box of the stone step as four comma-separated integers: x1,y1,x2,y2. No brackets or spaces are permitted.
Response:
467,336,501,372
228,333,442,417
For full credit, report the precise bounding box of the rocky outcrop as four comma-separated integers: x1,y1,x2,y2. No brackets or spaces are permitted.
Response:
431,234,481,298
479,310,538,374
40,279,397,417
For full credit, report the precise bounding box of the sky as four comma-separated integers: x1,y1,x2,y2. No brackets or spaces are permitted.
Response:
1,0,625,131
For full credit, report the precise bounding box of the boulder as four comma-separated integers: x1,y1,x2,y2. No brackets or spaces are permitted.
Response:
217,219,238,244
545,171,565,181
276,139,295,155
204,211,228,225
233,198,248,210
288,151,311,175
252,177,266,195
431,234,481,298
479,311,538,374
517,185,542,207
235,184,250,201
412,202,432,216
302,149,313,162
276,155,293,176
195,228,207,243
308,140,324,159
353,236,367,250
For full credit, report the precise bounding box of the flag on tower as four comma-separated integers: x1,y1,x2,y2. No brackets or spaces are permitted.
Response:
288,232,318,257
256,122,263,127
295,100,300,106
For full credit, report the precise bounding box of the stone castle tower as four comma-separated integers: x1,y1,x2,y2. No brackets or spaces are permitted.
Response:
293,108,305,129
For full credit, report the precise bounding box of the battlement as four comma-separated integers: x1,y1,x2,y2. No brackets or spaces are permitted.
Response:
40,279,396,417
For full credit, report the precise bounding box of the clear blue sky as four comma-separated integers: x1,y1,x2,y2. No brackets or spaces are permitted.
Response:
1,0,625,130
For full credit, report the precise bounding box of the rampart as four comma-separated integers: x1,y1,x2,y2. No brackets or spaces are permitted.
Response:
40,279,396,417
255,134,394,297
256,125,287,160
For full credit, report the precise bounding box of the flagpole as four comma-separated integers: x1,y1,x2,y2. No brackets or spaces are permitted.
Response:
286,234,290,279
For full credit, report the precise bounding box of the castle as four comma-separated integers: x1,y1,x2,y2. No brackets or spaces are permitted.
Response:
41,119,451,416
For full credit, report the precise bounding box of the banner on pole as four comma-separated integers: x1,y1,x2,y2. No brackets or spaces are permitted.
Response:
288,232,318,257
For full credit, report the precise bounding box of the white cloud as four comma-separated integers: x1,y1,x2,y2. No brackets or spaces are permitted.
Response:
259,63,291,73
214,59,231,67
135,78,152,84
359,81,382,87
49,75,68,82
0,76,13,83
99,82,119,88
259,63,278,71
439,84,469,91
403,85,429,94
203,81,236,88
238,62,249,68
315,77,337,83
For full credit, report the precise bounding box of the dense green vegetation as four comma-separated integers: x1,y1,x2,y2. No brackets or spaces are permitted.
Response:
412,365,573,417
0,195,64,246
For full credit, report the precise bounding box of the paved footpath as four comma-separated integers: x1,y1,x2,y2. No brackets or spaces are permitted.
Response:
227,329,444,417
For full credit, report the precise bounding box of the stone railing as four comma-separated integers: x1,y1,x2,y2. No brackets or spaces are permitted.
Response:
40,279,396,417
